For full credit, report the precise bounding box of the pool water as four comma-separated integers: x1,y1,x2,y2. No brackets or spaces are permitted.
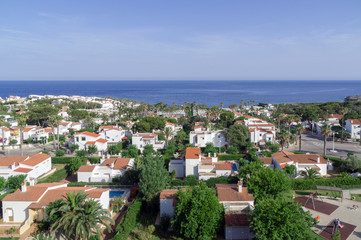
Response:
232,163,238,172
109,191,124,198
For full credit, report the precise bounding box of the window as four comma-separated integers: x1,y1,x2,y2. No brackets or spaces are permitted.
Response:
76,137,79,142
82,137,86,141
6,208,14,222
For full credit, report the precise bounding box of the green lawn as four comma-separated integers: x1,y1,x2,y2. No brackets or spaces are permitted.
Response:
38,168,67,183
351,193,361,202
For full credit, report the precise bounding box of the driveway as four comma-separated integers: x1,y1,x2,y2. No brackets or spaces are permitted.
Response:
287,132,361,159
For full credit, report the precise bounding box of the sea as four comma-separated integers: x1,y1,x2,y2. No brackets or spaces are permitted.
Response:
0,80,360,106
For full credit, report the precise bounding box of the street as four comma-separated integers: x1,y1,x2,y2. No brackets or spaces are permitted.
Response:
0,143,56,156
287,132,361,159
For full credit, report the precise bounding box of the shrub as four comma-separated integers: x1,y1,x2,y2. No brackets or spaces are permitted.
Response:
112,198,142,240
289,177,361,190
268,144,280,153
69,144,79,152
76,150,87,157
0,177,6,191
227,146,239,154
88,157,101,164
7,175,26,189
40,150,50,155
65,157,82,175
55,150,65,157
52,157,73,164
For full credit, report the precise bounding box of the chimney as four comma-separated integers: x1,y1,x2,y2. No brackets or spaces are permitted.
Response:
208,152,210,157
317,156,320,163
21,181,27,192
214,153,216,157
238,180,243,192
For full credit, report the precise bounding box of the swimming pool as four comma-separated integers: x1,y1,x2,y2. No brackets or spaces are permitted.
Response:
109,190,124,198
232,163,238,172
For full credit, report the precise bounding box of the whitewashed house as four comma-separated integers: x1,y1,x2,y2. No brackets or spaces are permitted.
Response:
159,189,179,219
0,153,52,180
74,131,108,152
271,150,327,176
99,126,126,143
170,147,233,180
77,157,134,182
189,130,227,148
132,133,165,152
2,183,109,232
345,119,361,140
236,115,276,145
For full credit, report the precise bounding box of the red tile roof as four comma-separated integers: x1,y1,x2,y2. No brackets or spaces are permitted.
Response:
96,138,108,143
77,165,96,172
185,147,201,159
160,189,178,199
102,158,132,170
75,131,100,138
86,141,96,145
13,167,32,173
259,157,273,165
224,214,250,226
215,163,232,171
216,184,254,202
348,119,361,125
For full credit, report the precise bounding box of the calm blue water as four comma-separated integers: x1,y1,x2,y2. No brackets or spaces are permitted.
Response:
109,190,124,198
0,80,360,106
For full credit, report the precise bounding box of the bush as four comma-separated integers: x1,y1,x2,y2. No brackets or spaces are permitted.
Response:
69,144,79,152
55,150,65,157
88,157,101,164
290,177,361,190
0,177,6,191
76,150,87,157
7,175,26,189
205,176,239,188
218,154,245,161
112,198,142,240
268,144,280,153
65,157,82,175
52,157,74,164
40,150,50,155
227,146,239,154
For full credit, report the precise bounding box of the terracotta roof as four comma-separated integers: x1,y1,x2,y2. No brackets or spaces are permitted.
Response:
194,126,202,129
102,158,132,170
77,165,96,172
271,151,326,165
216,184,254,202
96,138,108,143
329,114,343,119
259,157,273,165
166,122,175,126
75,131,100,138
22,153,51,167
348,119,361,125
3,186,48,201
160,189,178,199
0,156,27,166
185,147,201,159
0,153,50,167
29,187,109,208
224,214,250,226
86,141,96,145
215,163,232,171
60,122,70,125
13,167,32,173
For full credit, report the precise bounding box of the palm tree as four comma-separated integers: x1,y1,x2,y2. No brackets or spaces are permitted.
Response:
0,116,10,151
340,107,348,144
277,130,289,150
321,124,332,155
14,113,28,156
164,127,172,146
50,191,113,240
300,167,320,179
296,123,304,152
49,115,62,150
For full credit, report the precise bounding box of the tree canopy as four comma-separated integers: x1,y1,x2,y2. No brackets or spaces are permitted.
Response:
226,124,250,149
172,183,224,240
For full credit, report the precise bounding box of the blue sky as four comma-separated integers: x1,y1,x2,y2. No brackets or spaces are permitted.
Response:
0,0,360,80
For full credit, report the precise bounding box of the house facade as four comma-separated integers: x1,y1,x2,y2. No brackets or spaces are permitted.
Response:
132,133,165,151
345,119,361,140
2,183,110,229
77,157,134,182
189,130,227,148
74,131,108,152
0,153,52,180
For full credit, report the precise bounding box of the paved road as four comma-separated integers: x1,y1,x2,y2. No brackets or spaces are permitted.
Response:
287,132,361,159
0,143,56,156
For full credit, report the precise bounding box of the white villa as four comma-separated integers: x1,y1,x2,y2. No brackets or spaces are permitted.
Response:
345,119,361,140
260,150,328,176
169,147,233,180
77,157,134,182
2,183,110,233
74,131,108,152
0,153,52,181
189,130,227,148
236,115,276,145
132,133,165,152
99,126,128,143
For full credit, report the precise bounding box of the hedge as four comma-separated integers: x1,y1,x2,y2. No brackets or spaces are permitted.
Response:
67,182,119,187
323,155,344,167
218,154,245,161
205,176,239,188
52,157,101,164
290,177,361,190
112,198,142,240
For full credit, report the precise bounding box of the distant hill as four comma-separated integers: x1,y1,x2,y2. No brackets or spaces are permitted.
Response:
345,95,361,101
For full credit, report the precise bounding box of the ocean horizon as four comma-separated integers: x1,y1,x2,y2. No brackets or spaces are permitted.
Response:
1,80,360,106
